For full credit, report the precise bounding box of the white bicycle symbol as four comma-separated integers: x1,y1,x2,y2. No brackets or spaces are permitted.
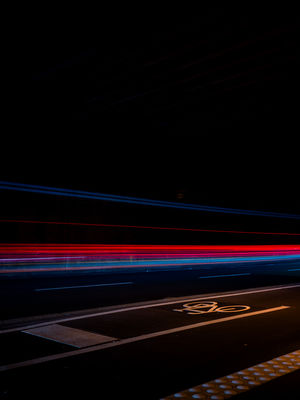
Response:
174,301,250,315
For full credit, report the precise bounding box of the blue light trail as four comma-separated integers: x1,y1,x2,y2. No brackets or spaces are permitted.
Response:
1,181,300,219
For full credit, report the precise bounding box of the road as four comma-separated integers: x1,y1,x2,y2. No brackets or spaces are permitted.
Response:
1,261,300,399
1,259,300,322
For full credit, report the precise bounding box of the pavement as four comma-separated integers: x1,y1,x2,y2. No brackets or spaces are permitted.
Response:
0,277,300,399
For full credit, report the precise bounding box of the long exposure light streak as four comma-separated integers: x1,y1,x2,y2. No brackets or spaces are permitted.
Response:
1,244,300,274
1,219,300,236
1,181,300,219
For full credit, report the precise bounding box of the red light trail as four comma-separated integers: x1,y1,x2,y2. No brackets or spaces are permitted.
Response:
1,244,300,274
1,219,300,236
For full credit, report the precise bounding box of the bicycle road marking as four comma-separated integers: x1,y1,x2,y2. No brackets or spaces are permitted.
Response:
162,349,300,399
174,301,251,315
1,283,299,335
0,306,289,372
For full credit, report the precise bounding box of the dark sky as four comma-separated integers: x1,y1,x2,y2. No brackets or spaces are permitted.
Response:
2,6,300,216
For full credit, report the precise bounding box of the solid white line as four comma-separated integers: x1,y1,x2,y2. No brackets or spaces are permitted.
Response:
0,306,289,372
198,273,251,279
1,283,300,335
34,282,133,291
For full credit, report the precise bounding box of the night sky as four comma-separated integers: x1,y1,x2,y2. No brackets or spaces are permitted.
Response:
2,7,299,243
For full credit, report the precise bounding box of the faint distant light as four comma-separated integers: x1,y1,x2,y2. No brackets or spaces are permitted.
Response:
176,192,184,200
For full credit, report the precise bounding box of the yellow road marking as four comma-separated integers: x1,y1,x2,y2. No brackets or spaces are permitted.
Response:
162,349,300,399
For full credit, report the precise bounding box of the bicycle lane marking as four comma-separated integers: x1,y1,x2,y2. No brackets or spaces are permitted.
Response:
0,285,296,368
172,300,251,315
1,284,298,370
0,296,274,369
0,305,289,372
58,295,265,340
0,297,263,366
2,283,299,335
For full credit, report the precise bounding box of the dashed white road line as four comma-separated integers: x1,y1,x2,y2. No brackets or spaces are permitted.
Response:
34,281,133,291
198,273,251,279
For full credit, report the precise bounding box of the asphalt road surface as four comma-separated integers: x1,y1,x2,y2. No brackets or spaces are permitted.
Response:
1,259,300,322
1,262,300,399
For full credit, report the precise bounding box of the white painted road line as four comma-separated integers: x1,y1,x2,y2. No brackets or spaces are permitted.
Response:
162,349,300,399
1,283,300,335
23,324,116,348
34,281,133,291
0,306,290,372
198,273,251,279
288,268,300,271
